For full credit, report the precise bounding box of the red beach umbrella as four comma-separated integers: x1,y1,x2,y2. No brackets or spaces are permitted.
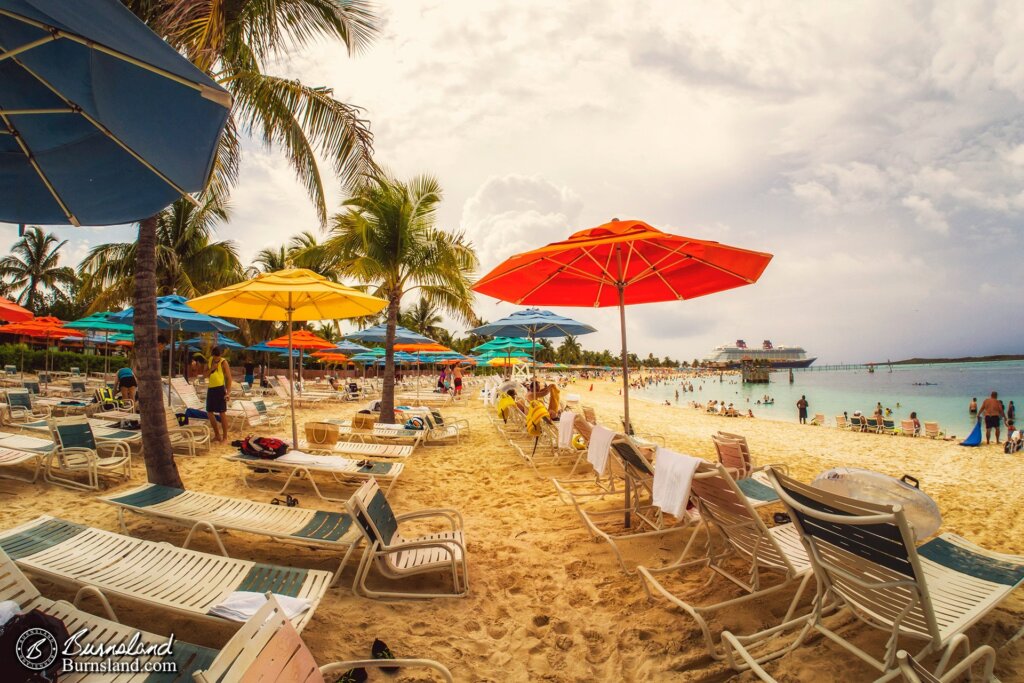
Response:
473,219,773,433
267,330,336,350
0,297,32,323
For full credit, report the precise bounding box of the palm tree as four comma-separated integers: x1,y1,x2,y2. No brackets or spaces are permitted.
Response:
558,335,582,364
399,298,444,339
117,1,381,488
79,194,242,311
0,227,78,313
325,173,479,423
536,338,555,363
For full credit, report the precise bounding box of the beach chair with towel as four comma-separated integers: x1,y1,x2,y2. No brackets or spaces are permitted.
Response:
345,478,469,599
637,462,814,668
101,483,364,587
0,515,331,632
225,449,404,503
559,438,698,572
45,416,131,491
0,549,452,682
723,468,1024,682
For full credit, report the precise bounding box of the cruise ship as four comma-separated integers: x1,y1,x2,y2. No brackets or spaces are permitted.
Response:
704,340,817,369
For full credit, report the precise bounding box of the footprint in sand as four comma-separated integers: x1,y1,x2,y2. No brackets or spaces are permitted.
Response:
532,615,550,628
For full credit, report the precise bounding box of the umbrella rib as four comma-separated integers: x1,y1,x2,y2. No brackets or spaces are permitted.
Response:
0,33,59,62
0,112,78,225
0,10,232,108
13,58,200,207
629,247,686,299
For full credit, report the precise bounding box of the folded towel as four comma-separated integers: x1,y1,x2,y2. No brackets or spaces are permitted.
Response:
651,448,701,518
208,591,311,622
278,450,351,467
587,425,615,475
0,600,20,627
557,410,575,448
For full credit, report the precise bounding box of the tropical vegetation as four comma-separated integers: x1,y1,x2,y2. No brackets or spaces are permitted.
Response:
0,227,77,312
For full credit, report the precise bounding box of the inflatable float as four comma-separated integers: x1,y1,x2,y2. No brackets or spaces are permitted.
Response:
811,467,942,538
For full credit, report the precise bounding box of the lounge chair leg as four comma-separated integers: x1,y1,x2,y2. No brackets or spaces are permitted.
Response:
182,521,228,556
73,585,118,622
330,539,362,588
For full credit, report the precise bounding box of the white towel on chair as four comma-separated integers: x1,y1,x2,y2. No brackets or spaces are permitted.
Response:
651,448,701,518
557,410,575,448
208,591,311,622
587,425,615,475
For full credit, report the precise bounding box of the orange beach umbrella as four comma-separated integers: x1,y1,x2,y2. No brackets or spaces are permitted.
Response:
473,219,772,433
0,296,32,323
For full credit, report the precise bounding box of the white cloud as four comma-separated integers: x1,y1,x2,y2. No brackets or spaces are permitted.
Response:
901,195,950,234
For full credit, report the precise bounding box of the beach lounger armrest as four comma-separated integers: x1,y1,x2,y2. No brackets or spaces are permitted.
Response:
756,463,790,476
394,508,464,530
721,630,780,682
95,441,132,460
373,537,467,557
320,659,453,682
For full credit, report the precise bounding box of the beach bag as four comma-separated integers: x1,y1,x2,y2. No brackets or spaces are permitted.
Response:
93,387,125,410
0,608,70,682
305,421,340,445
235,436,289,459
353,413,377,430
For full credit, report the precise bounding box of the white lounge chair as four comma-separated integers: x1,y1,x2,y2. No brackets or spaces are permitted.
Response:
225,450,404,502
724,468,1024,681
0,515,331,632
345,478,469,599
45,416,132,491
101,483,364,587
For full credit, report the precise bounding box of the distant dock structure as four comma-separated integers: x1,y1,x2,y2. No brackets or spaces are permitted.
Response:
741,358,770,383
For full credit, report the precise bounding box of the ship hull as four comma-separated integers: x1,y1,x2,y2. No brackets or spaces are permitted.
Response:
713,357,817,369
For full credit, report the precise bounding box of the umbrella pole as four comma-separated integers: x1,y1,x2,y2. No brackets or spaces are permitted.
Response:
288,303,297,446
617,279,634,529
168,329,174,405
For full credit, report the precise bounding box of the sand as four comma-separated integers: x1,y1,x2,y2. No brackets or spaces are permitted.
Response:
2,377,1023,681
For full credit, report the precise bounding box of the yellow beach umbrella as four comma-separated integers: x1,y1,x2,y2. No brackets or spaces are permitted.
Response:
189,267,387,444
488,357,524,367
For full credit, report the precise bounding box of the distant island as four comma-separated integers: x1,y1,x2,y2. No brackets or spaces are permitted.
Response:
885,355,1024,366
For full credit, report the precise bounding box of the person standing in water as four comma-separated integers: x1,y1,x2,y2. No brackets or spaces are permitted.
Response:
969,397,978,414
205,346,232,443
797,395,809,424
979,391,1005,445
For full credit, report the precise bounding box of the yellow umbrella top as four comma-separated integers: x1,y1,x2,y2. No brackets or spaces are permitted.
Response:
188,268,387,322
488,356,524,366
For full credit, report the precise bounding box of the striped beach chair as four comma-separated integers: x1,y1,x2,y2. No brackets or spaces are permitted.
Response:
101,484,364,586
724,468,1024,681
0,516,330,632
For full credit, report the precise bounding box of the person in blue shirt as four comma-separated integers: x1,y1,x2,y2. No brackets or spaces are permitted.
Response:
115,365,137,404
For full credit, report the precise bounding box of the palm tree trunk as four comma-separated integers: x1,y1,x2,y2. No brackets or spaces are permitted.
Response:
379,291,400,424
134,216,183,488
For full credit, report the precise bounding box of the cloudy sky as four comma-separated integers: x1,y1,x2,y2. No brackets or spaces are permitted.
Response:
5,1,1024,363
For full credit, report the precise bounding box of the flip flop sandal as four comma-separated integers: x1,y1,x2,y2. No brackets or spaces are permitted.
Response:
335,668,367,683
372,638,398,674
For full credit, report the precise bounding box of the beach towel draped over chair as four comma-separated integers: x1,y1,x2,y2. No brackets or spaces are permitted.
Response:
344,478,469,599
638,462,813,668
724,468,1024,682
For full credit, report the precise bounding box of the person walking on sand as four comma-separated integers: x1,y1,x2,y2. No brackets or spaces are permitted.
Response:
206,346,232,443
797,395,809,424
452,364,463,398
979,391,1005,444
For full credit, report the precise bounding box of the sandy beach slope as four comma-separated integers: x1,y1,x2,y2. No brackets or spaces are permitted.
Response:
2,378,1021,681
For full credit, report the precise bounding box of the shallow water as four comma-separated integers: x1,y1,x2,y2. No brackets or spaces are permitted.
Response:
636,361,1023,436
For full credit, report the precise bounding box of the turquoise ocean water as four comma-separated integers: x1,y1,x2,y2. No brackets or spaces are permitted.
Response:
635,361,1024,437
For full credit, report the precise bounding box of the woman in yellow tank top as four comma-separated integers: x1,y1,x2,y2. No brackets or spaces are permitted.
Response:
205,345,232,442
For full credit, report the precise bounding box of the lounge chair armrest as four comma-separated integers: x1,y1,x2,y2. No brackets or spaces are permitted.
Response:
394,508,464,529
49,447,98,465
96,441,132,459
376,538,467,556
320,659,453,682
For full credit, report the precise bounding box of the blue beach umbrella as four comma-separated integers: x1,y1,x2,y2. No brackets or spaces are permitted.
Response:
110,295,237,400
0,0,232,226
182,333,243,350
334,339,371,354
470,308,596,374
346,324,435,345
